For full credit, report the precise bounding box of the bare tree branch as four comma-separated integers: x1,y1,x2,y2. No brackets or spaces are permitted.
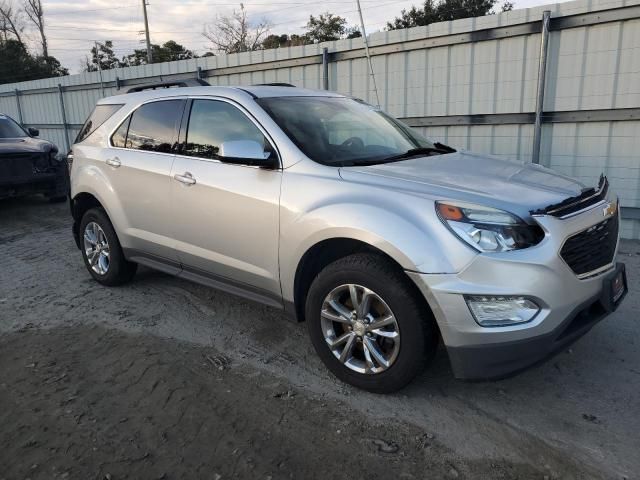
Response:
23,0,47,57
203,3,270,54
0,1,25,46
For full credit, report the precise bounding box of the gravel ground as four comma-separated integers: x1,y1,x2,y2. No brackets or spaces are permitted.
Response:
1,196,639,480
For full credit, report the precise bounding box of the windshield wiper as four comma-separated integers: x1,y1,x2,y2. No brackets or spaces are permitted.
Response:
337,144,457,167
433,142,456,153
376,146,453,163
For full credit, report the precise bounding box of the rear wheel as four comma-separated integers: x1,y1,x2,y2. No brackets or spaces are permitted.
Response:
79,208,137,286
305,253,438,393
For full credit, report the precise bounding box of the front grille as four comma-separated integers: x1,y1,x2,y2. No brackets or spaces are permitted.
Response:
0,153,46,179
560,215,619,277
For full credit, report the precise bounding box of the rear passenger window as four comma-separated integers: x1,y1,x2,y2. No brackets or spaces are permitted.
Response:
125,100,184,153
184,100,274,160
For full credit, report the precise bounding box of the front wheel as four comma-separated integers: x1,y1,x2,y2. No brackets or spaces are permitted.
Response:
305,253,438,393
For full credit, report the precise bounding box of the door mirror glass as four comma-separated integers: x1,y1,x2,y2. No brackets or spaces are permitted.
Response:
219,140,269,161
27,127,39,137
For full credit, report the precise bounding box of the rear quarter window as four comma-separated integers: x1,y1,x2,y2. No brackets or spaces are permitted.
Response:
75,104,124,144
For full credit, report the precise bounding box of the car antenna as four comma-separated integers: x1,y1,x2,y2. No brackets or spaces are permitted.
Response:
355,0,381,108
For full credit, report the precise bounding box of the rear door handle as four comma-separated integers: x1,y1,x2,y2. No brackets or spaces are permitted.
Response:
106,157,121,168
174,172,196,186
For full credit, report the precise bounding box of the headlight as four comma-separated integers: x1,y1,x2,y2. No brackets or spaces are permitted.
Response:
465,295,540,327
66,150,73,175
436,201,544,252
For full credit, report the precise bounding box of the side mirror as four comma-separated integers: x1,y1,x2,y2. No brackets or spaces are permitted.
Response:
218,140,276,167
28,127,39,137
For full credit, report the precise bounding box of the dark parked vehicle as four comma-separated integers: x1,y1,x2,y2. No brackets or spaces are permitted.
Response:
0,113,68,202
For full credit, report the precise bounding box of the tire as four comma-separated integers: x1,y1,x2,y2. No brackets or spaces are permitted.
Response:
305,253,438,393
79,208,137,286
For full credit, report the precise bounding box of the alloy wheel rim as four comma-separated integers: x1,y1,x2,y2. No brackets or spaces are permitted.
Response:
320,284,400,374
83,222,110,275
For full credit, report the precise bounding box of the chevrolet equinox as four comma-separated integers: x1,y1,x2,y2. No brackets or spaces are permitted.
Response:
69,84,627,392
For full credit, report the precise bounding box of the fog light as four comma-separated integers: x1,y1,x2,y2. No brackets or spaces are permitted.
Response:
465,296,540,327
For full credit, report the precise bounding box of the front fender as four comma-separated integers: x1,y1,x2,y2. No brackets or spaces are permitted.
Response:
279,200,476,303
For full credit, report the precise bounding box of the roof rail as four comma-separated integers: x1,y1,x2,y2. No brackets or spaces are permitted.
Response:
125,78,210,93
252,83,296,87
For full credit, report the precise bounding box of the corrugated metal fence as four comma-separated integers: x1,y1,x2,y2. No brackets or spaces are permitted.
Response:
1,0,640,238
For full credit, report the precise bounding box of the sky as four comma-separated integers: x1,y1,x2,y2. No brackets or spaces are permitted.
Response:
34,0,572,73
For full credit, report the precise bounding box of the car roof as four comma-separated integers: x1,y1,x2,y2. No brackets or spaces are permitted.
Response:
98,85,345,105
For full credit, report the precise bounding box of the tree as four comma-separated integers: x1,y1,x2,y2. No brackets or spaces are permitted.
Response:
346,27,362,39
0,38,66,83
261,33,306,49
84,40,124,72
23,0,46,58
304,12,347,43
386,0,515,30
0,1,25,45
124,40,197,66
501,1,514,11
203,3,270,54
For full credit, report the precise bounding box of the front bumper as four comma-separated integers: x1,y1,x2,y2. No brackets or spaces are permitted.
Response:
446,265,625,379
409,198,625,380
0,165,68,200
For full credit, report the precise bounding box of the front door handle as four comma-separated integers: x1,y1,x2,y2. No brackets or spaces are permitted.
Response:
174,172,196,186
106,157,121,168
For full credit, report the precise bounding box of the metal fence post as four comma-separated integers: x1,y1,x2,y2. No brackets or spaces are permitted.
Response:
58,84,71,153
14,89,23,125
532,10,551,164
322,48,330,90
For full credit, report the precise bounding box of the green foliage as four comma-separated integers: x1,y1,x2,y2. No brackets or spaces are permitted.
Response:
261,34,306,49
259,13,361,49
305,12,347,43
386,0,514,30
123,40,197,67
84,40,123,72
0,39,67,84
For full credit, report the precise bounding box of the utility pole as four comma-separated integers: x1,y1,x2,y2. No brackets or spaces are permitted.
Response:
355,0,380,108
142,0,153,63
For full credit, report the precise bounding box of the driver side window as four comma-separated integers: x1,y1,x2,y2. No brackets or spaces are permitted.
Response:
183,99,275,161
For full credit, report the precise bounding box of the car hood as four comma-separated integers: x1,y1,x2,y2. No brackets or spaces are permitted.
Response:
0,137,56,155
338,151,589,219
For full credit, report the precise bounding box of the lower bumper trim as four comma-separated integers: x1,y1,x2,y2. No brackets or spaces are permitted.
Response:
447,263,626,380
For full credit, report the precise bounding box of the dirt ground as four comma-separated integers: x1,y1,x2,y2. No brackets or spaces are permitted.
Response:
1,197,639,480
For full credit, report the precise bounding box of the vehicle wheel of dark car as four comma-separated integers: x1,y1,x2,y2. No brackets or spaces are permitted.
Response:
79,208,137,286
305,253,438,393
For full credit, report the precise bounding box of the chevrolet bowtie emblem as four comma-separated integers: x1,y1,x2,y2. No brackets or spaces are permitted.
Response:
603,201,618,217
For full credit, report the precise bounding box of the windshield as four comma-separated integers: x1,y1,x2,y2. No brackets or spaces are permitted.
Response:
0,116,27,138
256,96,438,166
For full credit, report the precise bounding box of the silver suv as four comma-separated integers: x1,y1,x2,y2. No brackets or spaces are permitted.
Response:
69,84,627,392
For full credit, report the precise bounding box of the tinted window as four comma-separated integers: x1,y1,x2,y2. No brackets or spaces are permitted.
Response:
111,115,131,148
184,100,274,160
0,115,27,138
76,104,123,143
126,100,184,153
